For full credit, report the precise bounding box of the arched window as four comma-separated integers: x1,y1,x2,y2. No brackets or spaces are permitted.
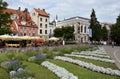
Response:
81,25,83,33
78,26,80,33
84,26,86,33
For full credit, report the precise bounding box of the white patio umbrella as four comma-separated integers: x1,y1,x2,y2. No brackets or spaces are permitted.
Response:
0,35,12,40
48,37,59,41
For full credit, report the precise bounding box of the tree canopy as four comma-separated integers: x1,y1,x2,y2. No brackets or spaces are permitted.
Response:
101,26,108,41
90,9,102,41
54,26,74,41
111,15,120,45
0,0,12,35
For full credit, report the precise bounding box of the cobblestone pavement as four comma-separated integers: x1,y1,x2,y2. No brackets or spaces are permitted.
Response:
103,45,120,69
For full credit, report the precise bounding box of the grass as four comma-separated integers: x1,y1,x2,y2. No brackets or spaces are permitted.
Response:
67,56,118,70
49,59,120,79
0,67,9,79
0,54,9,63
22,61,59,79
1,46,115,79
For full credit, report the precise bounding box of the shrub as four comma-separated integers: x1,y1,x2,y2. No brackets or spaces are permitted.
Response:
65,41,77,45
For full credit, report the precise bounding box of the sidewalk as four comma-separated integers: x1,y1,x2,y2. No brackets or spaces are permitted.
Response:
103,45,120,69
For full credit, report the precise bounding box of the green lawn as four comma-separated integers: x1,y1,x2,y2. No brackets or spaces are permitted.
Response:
22,61,59,79
49,59,120,79
66,56,118,70
0,67,9,79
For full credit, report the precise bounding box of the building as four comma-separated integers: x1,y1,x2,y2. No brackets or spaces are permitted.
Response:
101,22,113,43
3,7,38,36
31,8,50,40
54,16,90,43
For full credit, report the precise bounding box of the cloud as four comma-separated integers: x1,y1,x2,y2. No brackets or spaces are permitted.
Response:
4,0,120,23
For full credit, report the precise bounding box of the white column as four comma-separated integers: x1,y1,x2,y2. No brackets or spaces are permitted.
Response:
83,25,85,33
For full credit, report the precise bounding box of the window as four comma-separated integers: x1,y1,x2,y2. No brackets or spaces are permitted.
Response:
45,30,47,34
33,13,35,16
24,33,26,36
40,18,42,21
19,33,23,36
78,26,80,33
45,24,47,28
84,26,86,33
45,19,47,22
40,29,42,34
40,23,42,28
81,25,83,33
32,33,35,36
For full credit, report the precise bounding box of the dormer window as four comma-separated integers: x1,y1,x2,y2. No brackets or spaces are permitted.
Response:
21,20,26,25
10,14,19,20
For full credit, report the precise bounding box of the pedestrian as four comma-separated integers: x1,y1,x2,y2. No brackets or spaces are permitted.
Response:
112,41,114,48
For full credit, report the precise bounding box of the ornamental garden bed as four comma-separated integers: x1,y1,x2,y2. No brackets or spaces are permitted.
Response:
0,46,119,79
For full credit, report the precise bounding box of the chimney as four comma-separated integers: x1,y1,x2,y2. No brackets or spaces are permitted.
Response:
18,7,21,11
17,7,21,19
24,8,28,21
43,9,45,11
24,8,28,13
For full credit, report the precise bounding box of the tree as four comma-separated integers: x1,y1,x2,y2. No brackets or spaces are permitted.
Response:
101,26,108,41
62,26,74,40
0,0,12,35
54,28,63,37
90,9,102,41
111,15,120,45
54,26,74,40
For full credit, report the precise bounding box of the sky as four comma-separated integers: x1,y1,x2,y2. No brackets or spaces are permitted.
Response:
4,0,120,23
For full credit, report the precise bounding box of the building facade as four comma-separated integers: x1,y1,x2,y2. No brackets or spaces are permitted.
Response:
4,8,38,36
54,16,90,43
31,8,50,40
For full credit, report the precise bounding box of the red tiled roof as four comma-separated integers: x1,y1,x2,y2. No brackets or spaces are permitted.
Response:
34,8,49,17
3,8,38,33
3,8,17,14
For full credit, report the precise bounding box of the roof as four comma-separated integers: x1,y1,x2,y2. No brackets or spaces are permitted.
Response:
3,8,19,14
64,16,90,21
3,8,38,32
34,8,49,17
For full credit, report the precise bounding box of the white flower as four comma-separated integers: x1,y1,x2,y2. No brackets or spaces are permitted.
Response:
54,56,120,76
10,70,16,76
64,54,115,63
41,61,78,79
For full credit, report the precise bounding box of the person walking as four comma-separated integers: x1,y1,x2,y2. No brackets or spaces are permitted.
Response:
112,41,114,48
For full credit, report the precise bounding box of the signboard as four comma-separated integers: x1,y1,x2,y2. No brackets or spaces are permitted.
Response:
87,28,92,37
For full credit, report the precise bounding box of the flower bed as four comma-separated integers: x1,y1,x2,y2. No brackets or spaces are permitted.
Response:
54,56,120,76
73,53,110,58
41,61,78,79
64,54,115,63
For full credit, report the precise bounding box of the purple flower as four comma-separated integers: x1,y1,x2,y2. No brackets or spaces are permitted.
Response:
35,53,42,59
10,60,17,65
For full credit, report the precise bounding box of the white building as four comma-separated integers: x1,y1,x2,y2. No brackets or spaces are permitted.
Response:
31,8,50,40
54,16,90,43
